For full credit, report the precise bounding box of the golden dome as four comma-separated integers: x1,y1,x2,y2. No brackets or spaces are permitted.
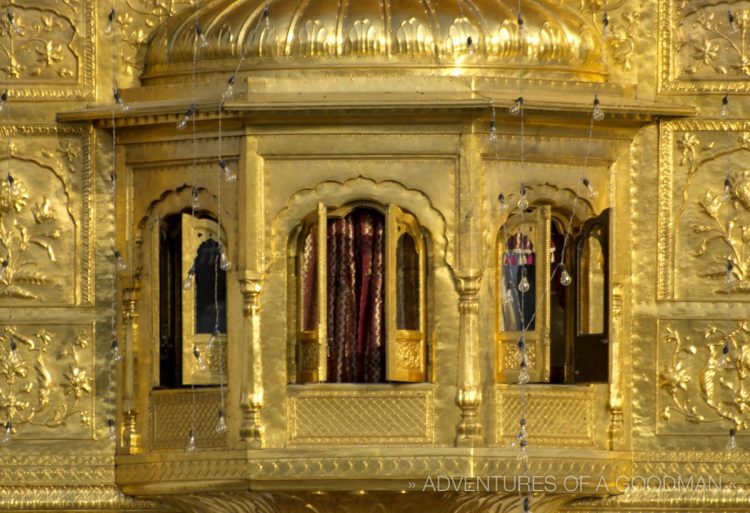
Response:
142,0,605,85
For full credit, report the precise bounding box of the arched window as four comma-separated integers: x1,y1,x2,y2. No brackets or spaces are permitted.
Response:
294,203,427,384
496,206,609,384
158,213,228,388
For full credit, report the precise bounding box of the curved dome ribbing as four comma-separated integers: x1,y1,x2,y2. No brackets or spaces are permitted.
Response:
142,0,605,84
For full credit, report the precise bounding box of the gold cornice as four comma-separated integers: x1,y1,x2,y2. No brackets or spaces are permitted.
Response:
57,93,694,126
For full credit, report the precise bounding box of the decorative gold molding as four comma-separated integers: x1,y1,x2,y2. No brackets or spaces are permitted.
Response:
287,388,434,445
0,453,113,485
150,389,227,450
161,491,572,513
495,385,596,447
0,485,166,510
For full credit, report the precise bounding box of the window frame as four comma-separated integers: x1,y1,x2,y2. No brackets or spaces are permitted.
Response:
294,201,428,384
495,205,610,384
152,211,229,388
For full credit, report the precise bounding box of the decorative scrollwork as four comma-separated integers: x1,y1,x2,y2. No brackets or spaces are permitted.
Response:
660,322,750,429
693,166,750,292
0,168,60,300
0,326,92,432
662,0,750,91
117,0,195,78
0,7,77,81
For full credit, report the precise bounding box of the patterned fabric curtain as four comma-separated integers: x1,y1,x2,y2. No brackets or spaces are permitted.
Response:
326,208,385,383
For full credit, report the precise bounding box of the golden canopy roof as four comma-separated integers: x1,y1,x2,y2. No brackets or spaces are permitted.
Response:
142,0,606,85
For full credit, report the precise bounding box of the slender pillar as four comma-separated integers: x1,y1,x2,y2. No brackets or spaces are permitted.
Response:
608,283,625,450
239,273,264,448
454,271,483,447
121,286,141,453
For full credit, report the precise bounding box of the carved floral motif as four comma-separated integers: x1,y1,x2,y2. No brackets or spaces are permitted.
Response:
0,326,92,432
0,170,61,300
660,322,750,429
116,0,194,78
0,6,77,81
664,124,750,298
662,0,750,91
693,167,750,292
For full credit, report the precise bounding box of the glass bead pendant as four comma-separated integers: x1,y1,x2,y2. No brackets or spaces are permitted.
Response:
560,265,572,287
518,273,530,293
215,410,228,435
186,430,196,452
726,428,738,452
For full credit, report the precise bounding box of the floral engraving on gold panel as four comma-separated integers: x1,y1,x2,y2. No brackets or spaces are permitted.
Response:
287,388,434,445
0,126,93,306
116,0,194,79
658,320,750,433
495,386,595,446
0,2,94,99
658,121,750,300
659,0,750,92
0,324,94,439
568,1,639,71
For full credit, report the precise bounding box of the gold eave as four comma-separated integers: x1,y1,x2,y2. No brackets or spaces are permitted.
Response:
57,92,695,127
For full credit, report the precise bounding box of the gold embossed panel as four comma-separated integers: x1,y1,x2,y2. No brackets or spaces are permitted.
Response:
659,0,750,92
657,318,750,434
495,385,595,447
658,120,750,300
150,389,227,450
0,2,94,99
0,323,95,440
0,126,93,306
287,388,434,445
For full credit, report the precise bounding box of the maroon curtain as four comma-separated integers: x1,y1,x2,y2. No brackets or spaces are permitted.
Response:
326,209,385,383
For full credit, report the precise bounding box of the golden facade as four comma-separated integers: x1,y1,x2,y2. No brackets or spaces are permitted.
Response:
0,0,748,512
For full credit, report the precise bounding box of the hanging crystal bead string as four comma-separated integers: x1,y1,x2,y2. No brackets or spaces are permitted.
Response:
211,0,270,438
106,0,128,446
721,6,739,452
0,1,21,446
183,0,204,454
513,1,532,510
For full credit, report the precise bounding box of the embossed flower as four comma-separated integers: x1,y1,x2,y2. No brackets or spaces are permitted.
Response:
692,38,720,67
700,191,722,220
659,362,690,394
35,41,64,66
0,178,28,214
0,389,29,419
31,197,55,224
62,366,92,400
0,353,27,385
677,133,699,166
731,169,750,209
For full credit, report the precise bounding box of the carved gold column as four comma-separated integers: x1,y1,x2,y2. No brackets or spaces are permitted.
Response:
608,283,625,450
454,271,483,446
453,129,485,447
239,273,264,448
121,285,141,453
